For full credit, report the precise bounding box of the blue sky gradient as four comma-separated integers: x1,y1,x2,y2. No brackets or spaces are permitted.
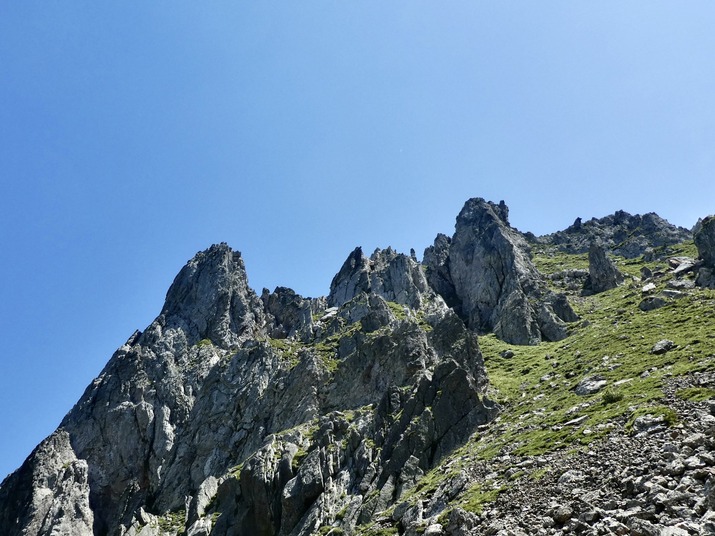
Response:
1,2,714,479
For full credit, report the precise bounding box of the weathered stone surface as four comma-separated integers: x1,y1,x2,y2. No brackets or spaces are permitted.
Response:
639,296,666,311
0,431,93,536
538,210,691,258
328,247,431,309
161,243,266,349
261,286,317,341
652,339,676,355
3,200,709,536
695,216,715,267
426,198,576,345
0,237,501,536
423,233,460,313
695,215,715,288
584,242,624,294
574,375,608,396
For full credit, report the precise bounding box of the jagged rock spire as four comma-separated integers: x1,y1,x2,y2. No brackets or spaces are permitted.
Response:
695,215,715,288
584,242,624,294
425,198,577,345
328,246,431,309
161,243,265,348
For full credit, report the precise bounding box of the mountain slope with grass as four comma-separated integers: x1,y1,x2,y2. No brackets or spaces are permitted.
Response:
1,199,714,536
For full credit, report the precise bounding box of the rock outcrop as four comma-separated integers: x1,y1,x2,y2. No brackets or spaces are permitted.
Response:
583,242,624,294
0,431,93,536
3,198,705,536
695,215,715,288
538,210,691,258
424,198,577,345
0,240,497,536
328,246,432,309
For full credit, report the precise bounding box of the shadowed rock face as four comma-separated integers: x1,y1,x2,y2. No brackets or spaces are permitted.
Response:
0,240,497,536
425,198,577,345
695,215,715,288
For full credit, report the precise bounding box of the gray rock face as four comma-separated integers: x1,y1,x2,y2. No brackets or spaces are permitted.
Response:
423,233,460,312
0,431,93,536
584,242,624,294
328,246,431,309
695,216,715,267
161,243,266,349
261,286,318,341
425,198,577,345
1,244,268,535
695,216,715,288
537,210,691,258
0,241,498,536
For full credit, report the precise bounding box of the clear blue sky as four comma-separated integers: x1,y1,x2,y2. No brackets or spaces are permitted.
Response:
1,2,714,479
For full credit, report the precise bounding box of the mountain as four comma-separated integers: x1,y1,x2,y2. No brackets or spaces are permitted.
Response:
2,198,714,536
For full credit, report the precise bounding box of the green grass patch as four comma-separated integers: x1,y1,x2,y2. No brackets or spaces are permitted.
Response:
676,387,715,402
478,242,715,458
531,248,589,275
156,509,185,532
459,484,504,514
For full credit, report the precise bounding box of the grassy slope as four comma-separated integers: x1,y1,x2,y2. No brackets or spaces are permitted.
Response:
357,241,715,534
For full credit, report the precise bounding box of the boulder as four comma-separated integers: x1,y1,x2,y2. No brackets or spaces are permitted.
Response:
584,242,624,294
639,296,666,311
695,216,715,288
574,375,608,396
651,339,676,354
695,216,715,267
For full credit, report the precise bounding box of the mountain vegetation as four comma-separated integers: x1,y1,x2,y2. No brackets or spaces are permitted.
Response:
1,198,714,536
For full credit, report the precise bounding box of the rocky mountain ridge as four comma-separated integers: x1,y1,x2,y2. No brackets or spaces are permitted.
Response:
1,198,714,536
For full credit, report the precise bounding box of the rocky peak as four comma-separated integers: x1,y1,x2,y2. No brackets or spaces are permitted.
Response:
540,210,691,258
160,243,265,349
328,246,431,309
425,198,577,345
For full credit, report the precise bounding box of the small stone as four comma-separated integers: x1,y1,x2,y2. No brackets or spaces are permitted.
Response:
558,470,585,484
666,460,686,476
574,375,607,396
685,456,706,470
639,296,666,311
642,282,657,293
551,505,574,524
564,415,589,427
683,433,706,448
651,340,676,355
631,414,668,435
